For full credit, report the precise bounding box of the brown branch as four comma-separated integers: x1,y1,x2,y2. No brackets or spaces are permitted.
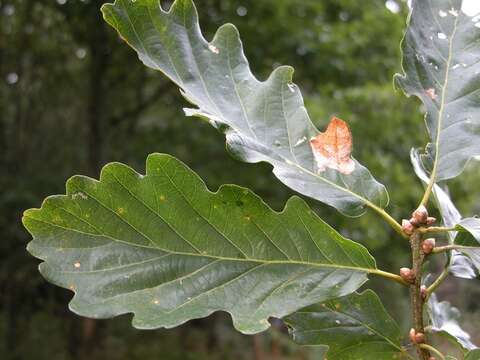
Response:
409,231,430,360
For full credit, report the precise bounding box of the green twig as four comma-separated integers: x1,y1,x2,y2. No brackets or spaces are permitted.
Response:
418,343,445,360
370,269,409,286
432,244,477,254
418,226,457,234
426,266,449,299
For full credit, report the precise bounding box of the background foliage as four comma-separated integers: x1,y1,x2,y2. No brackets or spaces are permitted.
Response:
2,0,480,359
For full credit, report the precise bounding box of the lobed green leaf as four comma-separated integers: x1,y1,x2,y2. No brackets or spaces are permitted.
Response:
23,154,377,334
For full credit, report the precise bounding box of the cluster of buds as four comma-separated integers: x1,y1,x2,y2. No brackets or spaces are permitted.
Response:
402,205,437,235
400,267,416,284
409,328,426,344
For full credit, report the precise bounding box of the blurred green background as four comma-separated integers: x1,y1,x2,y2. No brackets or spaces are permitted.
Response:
1,0,479,359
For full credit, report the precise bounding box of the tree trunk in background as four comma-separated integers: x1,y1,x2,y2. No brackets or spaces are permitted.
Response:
253,334,265,360
86,6,109,176
80,1,111,354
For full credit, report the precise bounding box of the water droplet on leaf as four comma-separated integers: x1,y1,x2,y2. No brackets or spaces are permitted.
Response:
437,32,447,40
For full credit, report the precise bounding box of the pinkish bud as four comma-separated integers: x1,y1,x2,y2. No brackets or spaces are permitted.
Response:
409,328,416,343
412,205,429,225
409,328,426,344
429,357,436,360
415,332,426,344
421,238,436,254
426,217,437,225
420,285,427,300
402,219,415,235
400,267,416,283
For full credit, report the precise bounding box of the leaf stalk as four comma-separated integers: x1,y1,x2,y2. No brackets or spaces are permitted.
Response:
418,344,445,360
370,269,409,286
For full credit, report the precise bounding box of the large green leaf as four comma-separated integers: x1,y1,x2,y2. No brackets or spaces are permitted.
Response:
427,294,477,351
397,0,480,183
23,153,378,334
284,290,406,360
100,0,388,217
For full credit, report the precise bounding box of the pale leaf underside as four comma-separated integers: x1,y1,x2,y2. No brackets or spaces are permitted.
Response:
397,0,480,182
101,0,388,217
411,149,479,279
427,294,477,351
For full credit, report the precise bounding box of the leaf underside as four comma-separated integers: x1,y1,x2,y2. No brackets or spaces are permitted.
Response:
23,154,376,334
397,0,480,182
454,217,480,273
427,293,477,351
411,150,479,279
284,290,404,360
100,0,388,217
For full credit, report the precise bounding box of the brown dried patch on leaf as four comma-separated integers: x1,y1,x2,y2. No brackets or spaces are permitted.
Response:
310,117,355,175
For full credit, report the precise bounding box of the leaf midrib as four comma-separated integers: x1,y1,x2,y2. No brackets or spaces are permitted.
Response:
422,12,459,204
26,215,375,274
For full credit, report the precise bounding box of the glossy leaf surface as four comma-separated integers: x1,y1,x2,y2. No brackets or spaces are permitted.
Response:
100,0,388,217
23,154,377,334
397,0,480,182
284,290,405,360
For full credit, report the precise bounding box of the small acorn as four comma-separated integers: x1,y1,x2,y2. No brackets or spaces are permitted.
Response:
402,219,415,235
411,205,429,225
400,267,416,283
421,238,436,255
426,217,437,225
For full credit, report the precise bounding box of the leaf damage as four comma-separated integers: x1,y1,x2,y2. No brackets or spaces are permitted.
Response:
310,117,355,175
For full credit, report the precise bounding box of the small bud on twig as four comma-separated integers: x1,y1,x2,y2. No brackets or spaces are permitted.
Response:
429,357,436,360
411,205,429,225
421,238,436,255
426,217,437,225
420,285,427,300
409,328,416,343
402,219,415,235
400,267,416,283
409,328,426,344
415,332,426,344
